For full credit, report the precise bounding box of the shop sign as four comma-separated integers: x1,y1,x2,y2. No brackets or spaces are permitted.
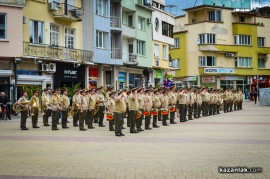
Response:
119,72,126,82
17,70,38,75
182,76,197,81
202,76,216,83
220,76,245,81
64,70,78,79
156,69,162,79
204,68,235,74
89,68,98,80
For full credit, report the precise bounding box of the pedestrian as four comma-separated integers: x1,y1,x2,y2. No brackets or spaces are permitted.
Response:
0,92,11,120
252,90,258,104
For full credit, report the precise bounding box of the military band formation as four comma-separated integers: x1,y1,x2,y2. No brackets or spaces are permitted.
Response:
14,85,244,137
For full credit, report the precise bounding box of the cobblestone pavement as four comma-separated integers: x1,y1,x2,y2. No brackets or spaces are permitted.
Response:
0,102,269,179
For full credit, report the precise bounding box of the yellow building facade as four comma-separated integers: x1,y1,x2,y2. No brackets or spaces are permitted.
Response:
18,0,92,91
171,5,270,94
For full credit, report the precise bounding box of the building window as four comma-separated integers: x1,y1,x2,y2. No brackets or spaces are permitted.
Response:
234,35,251,46
258,58,266,68
162,21,173,38
153,1,158,8
162,45,167,60
30,20,44,44
239,16,245,22
137,40,145,55
199,34,216,44
96,30,108,49
258,37,265,47
173,38,179,48
105,71,112,85
96,0,108,17
170,59,180,69
154,44,159,57
50,24,60,46
128,15,133,27
199,56,216,67
0,13,6,39
138,17,145,31
160,4,165,11
208,10,221,22
65,28,75,49
235,57,252,68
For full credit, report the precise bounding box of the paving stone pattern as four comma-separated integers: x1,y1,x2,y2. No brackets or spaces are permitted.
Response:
0,102,269,179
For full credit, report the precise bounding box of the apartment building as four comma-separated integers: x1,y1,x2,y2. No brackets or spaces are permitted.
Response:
171,5,270,93
19,0,93,97
0,0,25,102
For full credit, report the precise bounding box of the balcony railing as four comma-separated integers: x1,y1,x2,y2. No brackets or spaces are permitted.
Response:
50,2,82,22
0,0,25,6
110,16,121,28
122,24,135,38
111,48,122,60
124,53,138,66
23,42,93,63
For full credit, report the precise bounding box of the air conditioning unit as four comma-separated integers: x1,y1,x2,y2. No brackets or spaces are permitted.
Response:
147,18,152,24
41,64,49,72
225,53,235,57
49,2,57,11
48,63,56,73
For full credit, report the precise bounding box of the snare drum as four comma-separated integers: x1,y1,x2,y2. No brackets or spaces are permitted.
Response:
151,111,158,116
106,113,113,121
143,111,150,116
169,107,176,112
161,110,168,115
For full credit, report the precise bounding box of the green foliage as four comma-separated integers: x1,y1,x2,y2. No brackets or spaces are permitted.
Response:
66,83,81,97
22,86,42,99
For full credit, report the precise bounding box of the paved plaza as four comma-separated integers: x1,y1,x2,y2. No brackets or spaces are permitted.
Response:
0,102,269,179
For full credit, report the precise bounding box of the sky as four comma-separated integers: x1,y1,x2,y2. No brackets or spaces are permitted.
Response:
165,0,270,16
164,0,203,15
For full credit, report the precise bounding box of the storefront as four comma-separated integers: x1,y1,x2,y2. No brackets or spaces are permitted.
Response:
53,63,85,89
154,69,163,88
118,67,144,89
89,67,98,89
0,70,15,102
129,73,142,88
174,76,198,89
201,76,216,89
249,75,270,95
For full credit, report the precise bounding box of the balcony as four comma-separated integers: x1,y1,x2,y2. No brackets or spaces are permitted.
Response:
111,48,122,60
122,0,136,12
23,42,93,63
123,53,138,66
122,24,136,38
110,16,121,31
0,0,25,6
50,2,82,22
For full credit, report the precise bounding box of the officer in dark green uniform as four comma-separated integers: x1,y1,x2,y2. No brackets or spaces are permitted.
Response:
17,91,30,130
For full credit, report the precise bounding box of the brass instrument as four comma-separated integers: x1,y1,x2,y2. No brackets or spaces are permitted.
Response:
68,102,79,118
30,96,37,116
13,101,31,113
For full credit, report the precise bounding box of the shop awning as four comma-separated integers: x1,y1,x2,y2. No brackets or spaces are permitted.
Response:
0,70,12,76
17,75,52,82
